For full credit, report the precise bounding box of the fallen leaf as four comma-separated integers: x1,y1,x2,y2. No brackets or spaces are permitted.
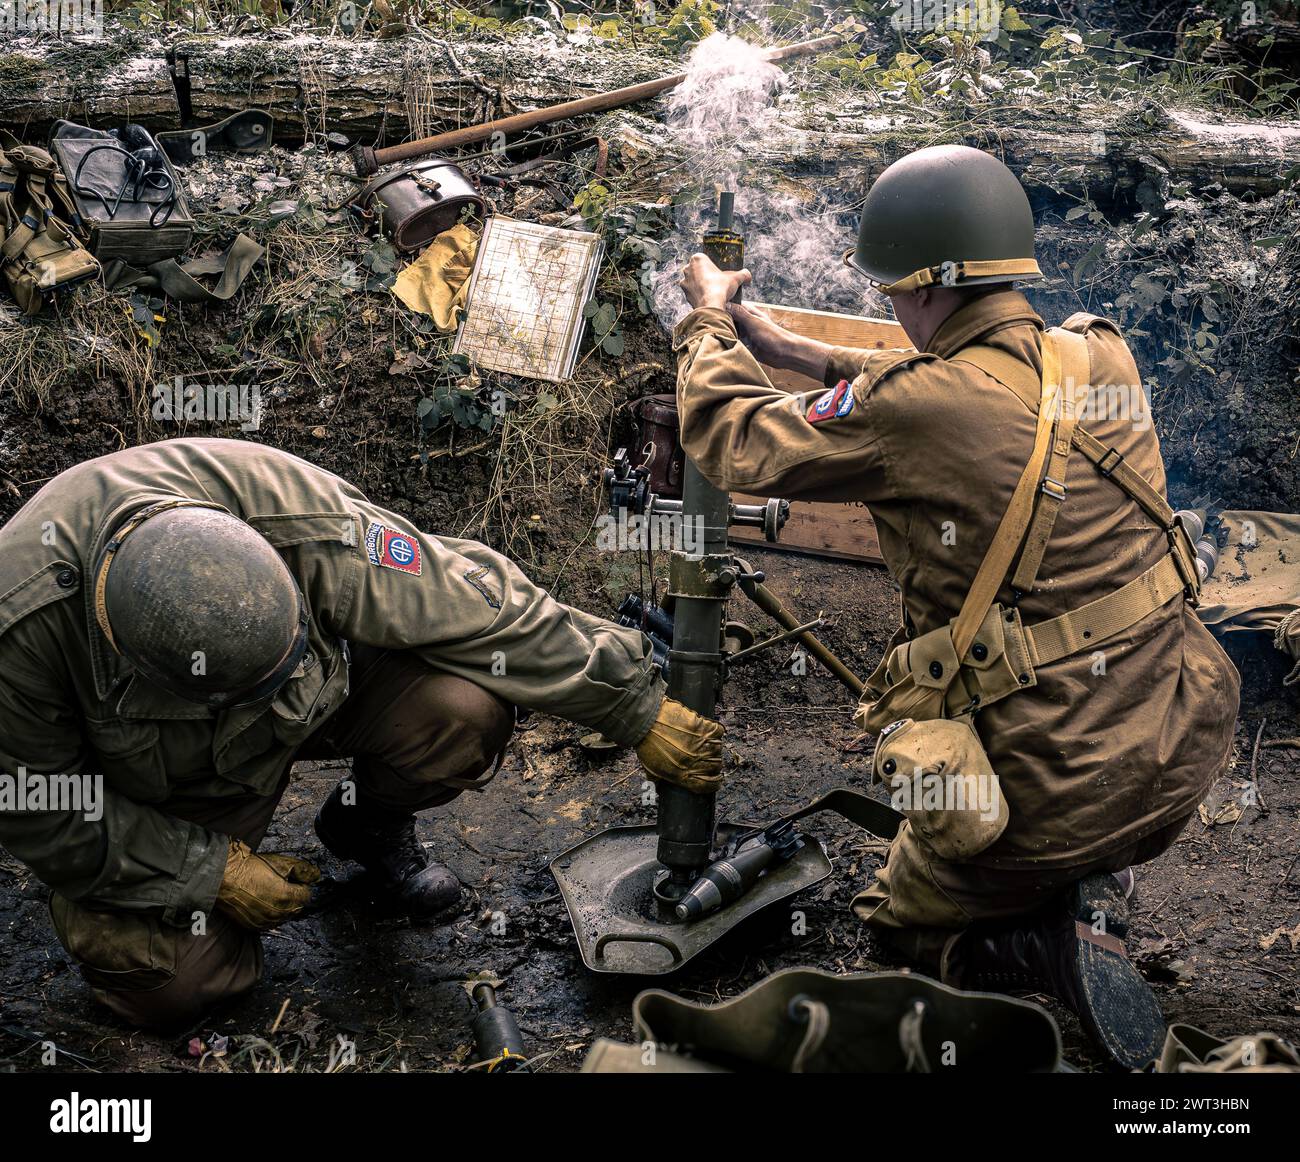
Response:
1259,923,1300,952
1198,798,1244,826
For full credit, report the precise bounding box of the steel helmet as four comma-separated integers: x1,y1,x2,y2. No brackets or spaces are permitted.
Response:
94,502,309,708
845,144,1043,294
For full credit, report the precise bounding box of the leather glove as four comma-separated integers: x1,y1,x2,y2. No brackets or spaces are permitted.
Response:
635,696,725,795
215,838,320,930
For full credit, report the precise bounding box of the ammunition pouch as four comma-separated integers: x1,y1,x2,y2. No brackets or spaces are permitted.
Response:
855,612,1024,862
0,134,100,316
582,967,1066,1073
859,602,1036,730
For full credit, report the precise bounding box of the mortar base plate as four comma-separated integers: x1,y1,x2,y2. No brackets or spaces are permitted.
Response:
550,822,832,975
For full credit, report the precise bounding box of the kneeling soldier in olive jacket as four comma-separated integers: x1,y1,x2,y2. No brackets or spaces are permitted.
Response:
0,438,719,1029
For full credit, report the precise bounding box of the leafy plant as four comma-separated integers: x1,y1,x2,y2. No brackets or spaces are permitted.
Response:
415,354,501,456
584,299,625,357
573,180,613,229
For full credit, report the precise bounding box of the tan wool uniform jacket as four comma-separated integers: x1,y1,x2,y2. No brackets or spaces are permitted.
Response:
674,290,1239,869
0,439,663,923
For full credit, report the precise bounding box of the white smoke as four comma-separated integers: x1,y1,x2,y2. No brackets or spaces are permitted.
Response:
653,33,883,329
662,32,785,190
653,187,881,328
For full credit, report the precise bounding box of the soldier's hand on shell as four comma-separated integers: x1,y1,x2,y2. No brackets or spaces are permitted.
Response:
635,696,725,795
216,838,321,930
680,253,752,311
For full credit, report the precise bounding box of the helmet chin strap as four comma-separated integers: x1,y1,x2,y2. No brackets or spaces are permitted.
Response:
842,251,1044,295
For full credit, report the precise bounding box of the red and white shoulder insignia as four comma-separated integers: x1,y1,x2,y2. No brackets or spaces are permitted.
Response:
807,379,854,424
364,523,422,575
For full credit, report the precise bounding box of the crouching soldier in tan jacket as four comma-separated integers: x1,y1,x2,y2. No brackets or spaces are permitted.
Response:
0,438,720,1029
675,146,1239,1068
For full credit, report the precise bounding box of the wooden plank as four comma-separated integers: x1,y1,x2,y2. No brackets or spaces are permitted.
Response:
748,301,907,349
731,494,883,563
747,301,909,396
727,303,911,566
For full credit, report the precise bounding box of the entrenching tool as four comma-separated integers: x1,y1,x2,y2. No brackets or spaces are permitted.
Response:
551,191,838,975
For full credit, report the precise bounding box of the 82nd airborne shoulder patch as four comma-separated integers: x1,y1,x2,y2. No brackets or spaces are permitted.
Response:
365,522,423,575
806,379,854,424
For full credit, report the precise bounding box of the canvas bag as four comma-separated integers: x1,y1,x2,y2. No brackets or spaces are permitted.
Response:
0,133,100,315
605,968,1067,1073
49,120,262,305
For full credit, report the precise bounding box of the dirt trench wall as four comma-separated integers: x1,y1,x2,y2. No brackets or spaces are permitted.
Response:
1,27,1298,529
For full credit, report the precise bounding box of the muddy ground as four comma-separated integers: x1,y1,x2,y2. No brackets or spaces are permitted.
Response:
1,535,1297,1072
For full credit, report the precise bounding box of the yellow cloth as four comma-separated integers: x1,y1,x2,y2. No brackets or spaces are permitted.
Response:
392,223,479,331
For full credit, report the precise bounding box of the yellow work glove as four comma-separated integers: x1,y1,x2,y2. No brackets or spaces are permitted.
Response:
635,697,725,795
216,838,320,931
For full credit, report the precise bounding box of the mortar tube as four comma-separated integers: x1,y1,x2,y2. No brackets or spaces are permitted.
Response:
717,190,735,232
656,460,728,901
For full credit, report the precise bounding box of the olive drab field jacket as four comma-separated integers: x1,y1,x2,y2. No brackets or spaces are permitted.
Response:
674,289,1239,868
0,439,664,923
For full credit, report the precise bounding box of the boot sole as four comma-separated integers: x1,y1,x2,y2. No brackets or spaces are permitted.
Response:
1069,874,1165,1070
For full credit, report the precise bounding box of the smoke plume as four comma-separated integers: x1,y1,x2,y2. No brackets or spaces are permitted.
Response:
652,32,883,329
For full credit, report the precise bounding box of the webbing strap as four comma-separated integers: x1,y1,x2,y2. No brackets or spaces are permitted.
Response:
1,210,37,261
953,338,1176,530
1010,328,1088,593
1072,428,1174,528
949,330,1195,666
1025,552,1185,666
100,233,264,304
0,151,62,262
0,154,19,247
949,332,1061,660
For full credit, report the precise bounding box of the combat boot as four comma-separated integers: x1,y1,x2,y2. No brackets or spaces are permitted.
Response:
314,784,462,918
951,873,1164,1070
